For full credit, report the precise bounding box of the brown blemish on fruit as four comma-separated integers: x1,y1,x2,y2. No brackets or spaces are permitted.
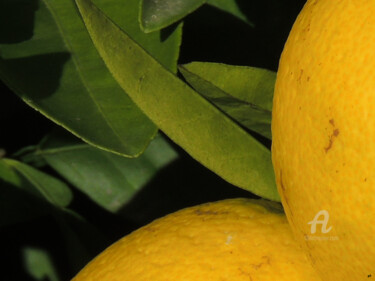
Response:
302,23,311,41
279,170,295,224
297,69,304,83
251,256,271,270
238,268,253,280
307,251,316,265
279,170,286,193
194,209,228,216
144,226,157,233
325,119,340,153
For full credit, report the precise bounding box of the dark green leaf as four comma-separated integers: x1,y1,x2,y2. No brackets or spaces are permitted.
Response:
22,247,60,281
140,0,205,32
1,159,72,208
140,0,253,33
179,62,275,139
0,161,46,226
0,159,72,226
31,132,178,212
0,0,182,157
75,0,280,201
207,0,253,26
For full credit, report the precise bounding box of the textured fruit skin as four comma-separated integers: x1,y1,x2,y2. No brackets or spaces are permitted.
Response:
72,199,320,281
272,0,375,280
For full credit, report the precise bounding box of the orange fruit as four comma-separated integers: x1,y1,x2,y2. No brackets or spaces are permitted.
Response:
72,199,320,280
272,0,375,280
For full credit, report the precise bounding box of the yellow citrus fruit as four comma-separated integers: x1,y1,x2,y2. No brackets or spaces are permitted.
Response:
272,0,375,280
72,198,320,281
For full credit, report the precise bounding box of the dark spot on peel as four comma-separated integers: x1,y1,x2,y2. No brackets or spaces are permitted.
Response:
251,256,271,270
144,226,157,233
307,251,316,265
194,209,228,216
325,119,340,153
297,69,304,83
279,170,294,223
238,268,253,281
279,170,286,192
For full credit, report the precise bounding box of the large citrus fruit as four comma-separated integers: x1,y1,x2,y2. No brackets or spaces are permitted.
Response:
72,198,320,280
272,0,375,280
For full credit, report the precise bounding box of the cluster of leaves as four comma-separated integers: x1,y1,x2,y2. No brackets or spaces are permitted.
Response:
0,0,304,280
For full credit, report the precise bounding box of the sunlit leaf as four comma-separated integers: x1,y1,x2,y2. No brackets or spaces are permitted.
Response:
75,0,279,201
180,62,275,139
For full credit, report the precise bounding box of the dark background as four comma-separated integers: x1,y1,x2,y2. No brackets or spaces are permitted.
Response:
0,0,306,280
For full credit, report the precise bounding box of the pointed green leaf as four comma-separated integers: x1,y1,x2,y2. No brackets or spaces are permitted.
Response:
30,132,178,212
0,163,48,226
23,247,60,281
2,159,73,207
75,0,280,201
0,0,182,157
140,0,253,33
179,62,275,139
0,158,72,226
207,0,253,26
140,0,205,32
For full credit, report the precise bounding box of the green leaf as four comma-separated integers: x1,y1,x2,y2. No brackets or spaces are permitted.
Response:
207,0,253,26
31,131,178,212
1,159,73,208
140,0,253,33
23,247,60,281
140,0,205,32
75,0,280,201
0,159,72,226
0,0,182,157
179,62,275,139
